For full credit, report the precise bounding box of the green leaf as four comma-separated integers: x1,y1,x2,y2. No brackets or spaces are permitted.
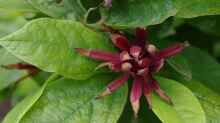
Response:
0,18,116,80
102,0,220,28
167,54,192,80
0,16,27,38
182,47,220,94
118,100,161,123
213,42,220,57
31,71,51,85
0,0,37,13
27,0,86,20
0,48,27,90
3,74,128,123
2,78,50,123
152,77,206,123
175,0,220,18
188,15,220,37
12,77,40,105
179,80,220,123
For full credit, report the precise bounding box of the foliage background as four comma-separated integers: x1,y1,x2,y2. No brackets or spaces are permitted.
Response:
0,0,220,123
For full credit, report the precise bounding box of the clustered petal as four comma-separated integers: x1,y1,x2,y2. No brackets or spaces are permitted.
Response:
75,27,188,117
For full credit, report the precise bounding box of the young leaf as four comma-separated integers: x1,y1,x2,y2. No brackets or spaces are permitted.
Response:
152,77,206,123
0,18,116,80
0,48,27,91
3,74,128,123
182,47,220,94
102,0,220,28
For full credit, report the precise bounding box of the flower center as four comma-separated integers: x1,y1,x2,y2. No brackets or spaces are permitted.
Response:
120,44,159,76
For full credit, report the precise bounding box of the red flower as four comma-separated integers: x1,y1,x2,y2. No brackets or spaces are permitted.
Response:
75,28,188,117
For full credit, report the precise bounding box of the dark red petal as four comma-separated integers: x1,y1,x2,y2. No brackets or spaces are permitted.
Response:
151,79,173,104
158,42,189,58
130,77,143,117
151,58,164,73
130,46,142,58
1,63,36,70
138,58,151,67
136,27,148,41
111,33,131,51
1,63,38,75
143,77,153,109
96,74,129,99
135,27,148,47
2,63,39,83
111,62,122,71
75,48,120,62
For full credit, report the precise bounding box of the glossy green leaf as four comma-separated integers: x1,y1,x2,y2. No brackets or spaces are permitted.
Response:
152,77,206,123
102,0,220,28
3,74,128,123
167,54,192,80
179,80,220,123
0,48,27,90
27,0,86,20
182,47,220,94
176,0,220,18
0,18,116,80
0,0,36,13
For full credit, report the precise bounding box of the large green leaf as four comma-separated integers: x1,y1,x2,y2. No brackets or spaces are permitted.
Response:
0,0,37,13
152,77,206,123
182,47,220,94
0,18,116,80
180,80,220,123
0,48,27,90
3,74,128,123
102,0,220,28
27,0,86,20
